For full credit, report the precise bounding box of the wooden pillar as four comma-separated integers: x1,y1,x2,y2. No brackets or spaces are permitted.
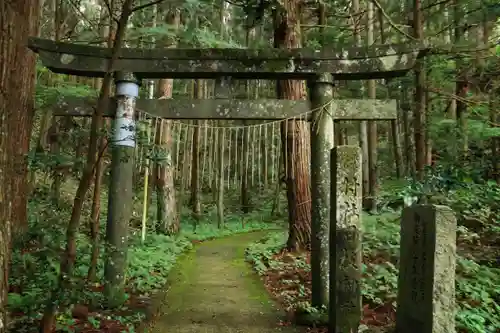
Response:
309,73,335,308
104,72,140,308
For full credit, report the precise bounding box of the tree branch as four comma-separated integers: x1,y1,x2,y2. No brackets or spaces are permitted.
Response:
366,0,416,40
102,0,120,24
131,0,168,13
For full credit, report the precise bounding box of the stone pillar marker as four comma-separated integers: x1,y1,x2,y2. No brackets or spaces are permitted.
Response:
104,72,140,308
396,204,457,333
329,145,363,333
310,73,335,308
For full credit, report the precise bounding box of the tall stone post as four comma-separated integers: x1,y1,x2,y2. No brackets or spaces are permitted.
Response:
104,72,140,308
396,204,457,333
309,73,335,308
329,145,363,333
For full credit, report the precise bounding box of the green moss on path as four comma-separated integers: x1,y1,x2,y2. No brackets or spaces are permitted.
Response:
148,231,302,333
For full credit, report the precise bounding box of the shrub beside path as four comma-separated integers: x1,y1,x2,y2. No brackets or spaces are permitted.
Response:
148,231,302,333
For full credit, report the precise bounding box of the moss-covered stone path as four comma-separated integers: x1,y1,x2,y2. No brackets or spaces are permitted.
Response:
148,231,302,333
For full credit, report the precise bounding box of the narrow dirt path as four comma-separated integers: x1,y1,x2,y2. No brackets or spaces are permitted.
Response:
148,231,302,333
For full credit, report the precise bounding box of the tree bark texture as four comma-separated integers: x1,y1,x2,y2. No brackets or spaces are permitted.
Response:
189,80,202,220
273,0,312,251
365,0,378,212
87,1,111,280
350,0,369,207
1,0,40,232
241,120,251,213
40,0,133,329
154,7,180,235
413,0,426,180
0,0,40,330
155,81,179,235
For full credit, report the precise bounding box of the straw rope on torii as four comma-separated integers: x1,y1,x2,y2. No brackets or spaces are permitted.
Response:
100,95,397,201
51,95,397,192
134,100,327,193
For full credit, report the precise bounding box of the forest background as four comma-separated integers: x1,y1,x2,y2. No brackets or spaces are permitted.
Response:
1,0,500,332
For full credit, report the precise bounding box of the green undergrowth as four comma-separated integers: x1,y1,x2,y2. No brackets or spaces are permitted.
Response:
245,212,500,333
8,186,283,332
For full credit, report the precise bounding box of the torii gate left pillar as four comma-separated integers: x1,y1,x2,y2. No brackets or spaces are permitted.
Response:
104,72,140,307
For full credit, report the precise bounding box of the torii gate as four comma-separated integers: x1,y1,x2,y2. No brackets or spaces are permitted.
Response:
28,36,420,330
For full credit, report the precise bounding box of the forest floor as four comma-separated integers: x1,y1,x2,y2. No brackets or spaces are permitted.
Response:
245,212,500,333
8,184,290,333
9,181,500,333
146,231,302,333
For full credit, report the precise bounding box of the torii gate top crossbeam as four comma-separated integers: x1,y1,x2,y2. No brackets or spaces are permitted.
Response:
27,37,424,80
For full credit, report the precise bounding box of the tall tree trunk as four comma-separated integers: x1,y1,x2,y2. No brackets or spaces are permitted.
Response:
49,0,63,204
190,121,201,207
4,0,40,232
390,114,404,178
376,3,403,179
413,0,426,180
144,3,158,217
440,2,456,118
241,120,251,213
401,91,415,176
190,125,201,215
0,0,40,329
216,125,225,229
155,8,180,235
261,125,268,188
30,108,51,193
216,0,229,227
189,81,202,220
366,0,378,211
423,8,433,168
87,1,110,280
453,0,467,158
351,0,369,204
424,84,432,166
482,20,498,182
273,0,311,251
87,141,106,281
489,96,499,183
154,115,179,234
240,28,253,213
401,0,415,177
40,1,133,329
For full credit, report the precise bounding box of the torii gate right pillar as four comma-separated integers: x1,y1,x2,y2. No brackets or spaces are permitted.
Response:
308,73,398,314
309,73,335,308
